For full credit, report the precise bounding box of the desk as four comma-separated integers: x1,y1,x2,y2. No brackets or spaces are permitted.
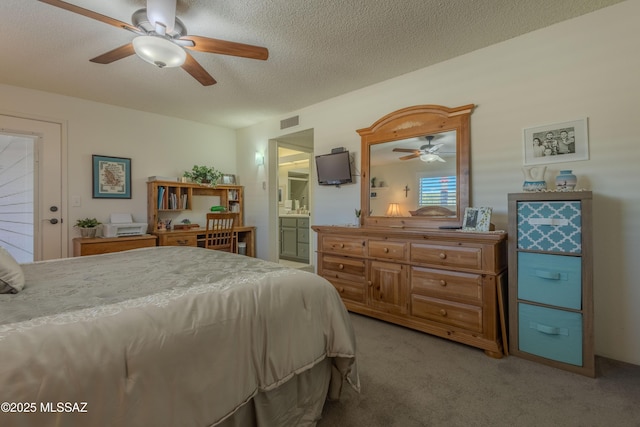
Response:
73,235,158,256
154,226,256,257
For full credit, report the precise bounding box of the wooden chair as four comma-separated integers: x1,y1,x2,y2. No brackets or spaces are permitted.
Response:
204,213,236,253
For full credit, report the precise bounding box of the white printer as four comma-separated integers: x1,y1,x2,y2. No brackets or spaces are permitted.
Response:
103,213,147,237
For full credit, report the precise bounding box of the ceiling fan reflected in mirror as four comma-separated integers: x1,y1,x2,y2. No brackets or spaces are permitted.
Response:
392,135,450,163
38,0,269,86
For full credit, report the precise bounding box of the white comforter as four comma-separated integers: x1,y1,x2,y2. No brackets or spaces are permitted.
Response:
0,246,358,426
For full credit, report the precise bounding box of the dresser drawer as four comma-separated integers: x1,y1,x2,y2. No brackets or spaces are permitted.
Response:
517,201,582,254
411,295,482,332
321,236,366,256
518,303,583,366
410,266,482,305
518,252,582,309
410,243,482,270
321,255,366,282
163,234,197,246
325,278,366,304
368,240,407,261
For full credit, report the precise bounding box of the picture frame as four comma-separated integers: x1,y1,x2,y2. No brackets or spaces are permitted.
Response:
92,155,131,199
523,118,589,166
462,207,492,231
222,174,236,185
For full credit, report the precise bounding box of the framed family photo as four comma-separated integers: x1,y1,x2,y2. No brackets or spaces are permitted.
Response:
523,118,589,166
462,207,492,231
92,155,131,199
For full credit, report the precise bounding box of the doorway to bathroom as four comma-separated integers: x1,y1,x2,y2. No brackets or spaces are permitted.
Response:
274,129,313,270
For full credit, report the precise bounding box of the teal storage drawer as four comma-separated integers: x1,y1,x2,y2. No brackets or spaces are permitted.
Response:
517,201,582,254
518,252,582,310
519,303,583,366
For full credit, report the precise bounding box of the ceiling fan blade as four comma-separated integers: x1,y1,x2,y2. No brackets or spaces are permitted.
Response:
38,0,140,33
90,43,136,64
399,153,420,161
182,52,217,86
427,143,444,153
393,148,419,153
181,36,269,60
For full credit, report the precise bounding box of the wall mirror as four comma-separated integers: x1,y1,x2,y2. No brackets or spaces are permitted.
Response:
357,104,474,229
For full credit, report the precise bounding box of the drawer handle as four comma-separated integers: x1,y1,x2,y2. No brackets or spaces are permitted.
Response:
439,309,447,317
439,252,447,260
339,287,345,293
528,218,570,227
383,247,389,253
177,240,187,245
338,264,344,270
340,243,345,248
534,270,562,280
439,280,447,287
367,281,373,287
529,322,569,336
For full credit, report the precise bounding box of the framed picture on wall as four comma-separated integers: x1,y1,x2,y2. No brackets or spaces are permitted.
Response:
523,118,589,165
92,155,131,199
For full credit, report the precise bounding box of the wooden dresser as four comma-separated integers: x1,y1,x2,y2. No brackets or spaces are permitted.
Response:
73,235,157,256
312,225,508,357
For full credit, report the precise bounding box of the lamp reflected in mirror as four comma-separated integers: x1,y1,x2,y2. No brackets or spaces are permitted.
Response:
386,203,402,217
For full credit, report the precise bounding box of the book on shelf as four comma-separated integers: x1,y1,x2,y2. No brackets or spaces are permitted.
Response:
157,187,165,209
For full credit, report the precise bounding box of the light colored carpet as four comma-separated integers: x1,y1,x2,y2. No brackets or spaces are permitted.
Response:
319,313,640,427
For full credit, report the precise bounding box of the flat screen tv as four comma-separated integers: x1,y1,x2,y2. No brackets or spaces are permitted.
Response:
315,151,353,185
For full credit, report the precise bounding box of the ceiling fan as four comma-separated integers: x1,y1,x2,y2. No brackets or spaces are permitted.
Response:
38,0,269,86
392,135,448,163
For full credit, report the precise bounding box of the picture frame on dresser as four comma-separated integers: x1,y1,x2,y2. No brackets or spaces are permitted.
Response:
523,118,589,166
462,207,492,231
92,155,131,199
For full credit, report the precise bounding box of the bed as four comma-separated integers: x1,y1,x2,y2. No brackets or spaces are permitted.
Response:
0,246,358,427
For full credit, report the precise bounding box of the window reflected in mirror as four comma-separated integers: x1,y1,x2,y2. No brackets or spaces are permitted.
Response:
369,130,457,217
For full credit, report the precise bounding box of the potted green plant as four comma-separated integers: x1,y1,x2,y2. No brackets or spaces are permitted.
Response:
75,217,101,238
182,165,222,186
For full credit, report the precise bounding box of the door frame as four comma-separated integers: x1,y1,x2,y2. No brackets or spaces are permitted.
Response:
268,129,314,265
0,110,69,259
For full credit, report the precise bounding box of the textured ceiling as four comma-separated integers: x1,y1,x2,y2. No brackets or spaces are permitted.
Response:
0,0,625,129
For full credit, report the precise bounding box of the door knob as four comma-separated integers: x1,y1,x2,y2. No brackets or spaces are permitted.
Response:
48,218,59,224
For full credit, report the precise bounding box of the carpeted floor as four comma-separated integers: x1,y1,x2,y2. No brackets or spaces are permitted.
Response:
318,313,640,427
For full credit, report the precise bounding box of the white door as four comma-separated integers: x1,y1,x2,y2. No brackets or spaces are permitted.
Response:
0,115,65,261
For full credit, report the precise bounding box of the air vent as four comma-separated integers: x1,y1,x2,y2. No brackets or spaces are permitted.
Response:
280,116,299,129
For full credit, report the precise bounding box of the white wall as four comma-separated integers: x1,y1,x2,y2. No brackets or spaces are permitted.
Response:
0,84,236,256
236,0,640,365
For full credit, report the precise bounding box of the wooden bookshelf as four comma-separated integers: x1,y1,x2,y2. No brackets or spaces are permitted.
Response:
146,180,254,256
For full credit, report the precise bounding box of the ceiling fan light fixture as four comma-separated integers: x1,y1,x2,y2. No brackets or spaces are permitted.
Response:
420,153,440,162
132,36,186,68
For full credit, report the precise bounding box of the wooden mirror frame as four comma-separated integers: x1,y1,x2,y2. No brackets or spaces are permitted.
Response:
357,104,474,229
